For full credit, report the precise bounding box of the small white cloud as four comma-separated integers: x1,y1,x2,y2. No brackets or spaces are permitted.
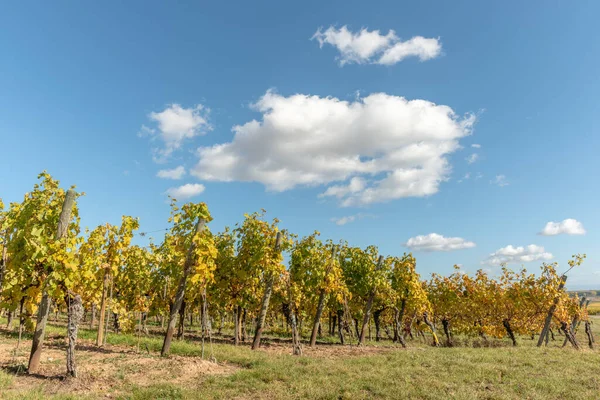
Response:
312,25,442,66
331,215,357,226
471,144,481,148
142,104,211,162
330,212,374,226
404,233,476,252
475,172,483,180
483,244,553,266
165,183,205,199
540,219,586,236
491,175,508,187
466,153,479,164
157,166,186,180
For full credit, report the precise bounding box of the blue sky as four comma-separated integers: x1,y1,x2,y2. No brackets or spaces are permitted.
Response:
1,1,598,288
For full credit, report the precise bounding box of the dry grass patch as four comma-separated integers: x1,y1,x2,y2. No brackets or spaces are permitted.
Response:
0,333,236,399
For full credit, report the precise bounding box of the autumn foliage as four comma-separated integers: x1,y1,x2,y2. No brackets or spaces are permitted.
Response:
0,173,589,375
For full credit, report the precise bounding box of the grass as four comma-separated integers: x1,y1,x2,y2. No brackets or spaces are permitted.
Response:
1,317,600,399
0,368,13,390
142,346,600,400
102,344,600,400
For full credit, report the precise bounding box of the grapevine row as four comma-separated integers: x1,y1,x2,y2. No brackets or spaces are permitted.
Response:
0,173,590,377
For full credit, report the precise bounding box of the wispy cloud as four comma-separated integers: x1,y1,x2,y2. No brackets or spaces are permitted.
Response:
331,213,375,226
491,175,509,187
466,153,479,164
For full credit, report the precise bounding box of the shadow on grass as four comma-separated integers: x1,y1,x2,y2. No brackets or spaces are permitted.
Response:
1,364,66,382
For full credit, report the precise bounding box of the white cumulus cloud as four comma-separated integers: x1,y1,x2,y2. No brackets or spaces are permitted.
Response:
471,144,481,148
404,233,476,252
483,244,553,266
141,104,211,162
166,183,205,199
312,25,442,66
540,219,586,236
191,90,475,206
157,166,186,180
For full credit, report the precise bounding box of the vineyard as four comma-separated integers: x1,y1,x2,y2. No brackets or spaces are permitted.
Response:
0,173,598,399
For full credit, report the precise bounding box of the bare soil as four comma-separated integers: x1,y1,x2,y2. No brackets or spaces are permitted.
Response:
0,334,236,398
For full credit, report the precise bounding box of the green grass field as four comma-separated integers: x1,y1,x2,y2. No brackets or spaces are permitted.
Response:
1,317,599,399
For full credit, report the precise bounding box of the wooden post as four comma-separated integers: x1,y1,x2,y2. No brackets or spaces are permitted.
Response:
373,308,384,342
560,321,580,349
442,318,452,347
96,266,110,346
28,189,76,374
359,255,384,345
241,308,247,341
177,300,186,340
90,304,96,330
337,309,345,344
289,307,302,356
0,232,7,294
423,311,440,346
6,310,13,330
394,305,407,348
251,232,283,350
562,297,586,347
161,278,168,331
17,297,25,349
310,246,337,347
537,276,567,347
503,319,517,346
66,294,84,377
330,312,336,336
234,305,241,345
286,275,302,355
104,280,113,345
584,321,594,348
161,217,206,356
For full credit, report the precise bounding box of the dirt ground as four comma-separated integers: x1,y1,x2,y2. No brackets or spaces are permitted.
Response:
0,335,236,398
